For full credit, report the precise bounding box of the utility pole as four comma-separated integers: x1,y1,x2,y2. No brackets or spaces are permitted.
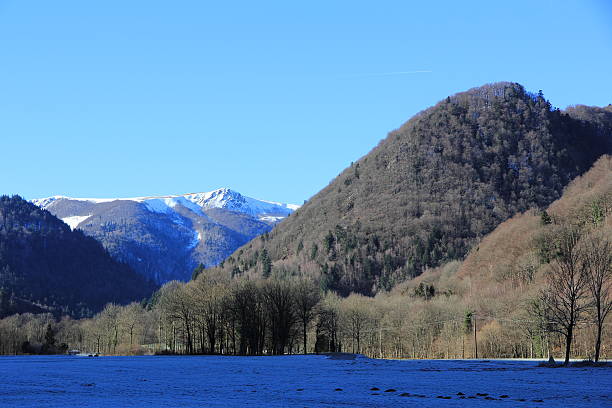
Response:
378,326,382,359
473,313,478,359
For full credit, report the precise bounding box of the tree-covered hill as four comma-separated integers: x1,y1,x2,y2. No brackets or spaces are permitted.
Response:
213,82,611,295
0,195,156,318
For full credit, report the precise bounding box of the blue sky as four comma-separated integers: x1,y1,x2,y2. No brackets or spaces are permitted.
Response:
1,1,610,204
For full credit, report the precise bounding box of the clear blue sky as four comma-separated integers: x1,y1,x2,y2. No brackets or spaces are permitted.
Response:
1,1,611,204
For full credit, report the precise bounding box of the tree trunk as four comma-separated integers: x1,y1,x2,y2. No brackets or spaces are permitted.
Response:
209,330,216,355
473,315,477,359
594,324,602,362
303,320,307,355
564,326,573,366
185,323,192,354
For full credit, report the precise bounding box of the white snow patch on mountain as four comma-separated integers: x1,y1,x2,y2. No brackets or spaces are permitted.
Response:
188,230,201,249
61,215,92,230
144,197,205,218
259,215,285,223
168,197,206,216
31,196,60,209
32,195,120,209
143,199,173,214
258,200,301,211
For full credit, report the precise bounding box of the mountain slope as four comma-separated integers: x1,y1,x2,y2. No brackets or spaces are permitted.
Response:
457,154,611,287
213,82,612,295
33,188,298,283
0,195,156,318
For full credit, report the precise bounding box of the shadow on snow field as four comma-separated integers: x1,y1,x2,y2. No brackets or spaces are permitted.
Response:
0,355,610,407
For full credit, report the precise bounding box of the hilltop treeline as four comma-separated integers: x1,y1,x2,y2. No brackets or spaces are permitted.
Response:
0,195,156,318
211,83,612,295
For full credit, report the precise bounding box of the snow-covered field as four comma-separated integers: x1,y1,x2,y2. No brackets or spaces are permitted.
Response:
0,355,609,407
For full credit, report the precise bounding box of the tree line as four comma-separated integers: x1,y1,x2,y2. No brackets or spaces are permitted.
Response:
1,228,608,361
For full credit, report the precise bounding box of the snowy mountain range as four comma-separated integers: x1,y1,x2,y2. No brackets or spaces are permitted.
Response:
32,188,299,284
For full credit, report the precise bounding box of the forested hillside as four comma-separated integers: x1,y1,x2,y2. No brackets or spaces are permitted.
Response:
213,83,612,295
0,196,156,318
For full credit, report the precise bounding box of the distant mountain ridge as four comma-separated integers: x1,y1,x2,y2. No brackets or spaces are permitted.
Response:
32,188,299,284
33,188,299,225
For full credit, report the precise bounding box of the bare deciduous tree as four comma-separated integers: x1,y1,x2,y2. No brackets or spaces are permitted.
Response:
159,282,195,354
263,279,296,355
190,274,229,354
98,303,121,354
539,226,589,365
119,302,144,348
340,294,371,354
582,231,612,362
293,278,320,354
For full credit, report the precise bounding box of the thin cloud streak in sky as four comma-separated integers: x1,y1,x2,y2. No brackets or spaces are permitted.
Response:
344,70,433,78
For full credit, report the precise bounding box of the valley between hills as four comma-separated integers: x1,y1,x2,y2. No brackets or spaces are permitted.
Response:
1,82,610,365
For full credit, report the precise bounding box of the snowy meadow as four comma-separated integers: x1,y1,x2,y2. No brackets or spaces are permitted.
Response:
1,355,610,407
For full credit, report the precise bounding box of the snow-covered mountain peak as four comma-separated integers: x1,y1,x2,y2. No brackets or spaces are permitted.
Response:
31,195,67,209
183,188,298,217
29,188,299,284
183,188,244,208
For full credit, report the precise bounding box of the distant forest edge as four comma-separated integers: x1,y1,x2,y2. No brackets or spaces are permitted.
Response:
211,82,612,295
0,82,610,360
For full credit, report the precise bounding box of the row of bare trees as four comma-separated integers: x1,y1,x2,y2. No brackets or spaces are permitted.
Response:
1,276,609,360
151,275,324,356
